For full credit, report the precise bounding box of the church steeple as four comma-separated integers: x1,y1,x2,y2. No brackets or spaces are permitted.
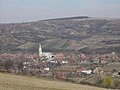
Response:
39,43,42,57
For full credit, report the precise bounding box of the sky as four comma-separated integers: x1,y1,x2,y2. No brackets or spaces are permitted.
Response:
0,0,120,23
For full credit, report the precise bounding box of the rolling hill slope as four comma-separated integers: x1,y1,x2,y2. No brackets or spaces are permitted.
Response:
0,17,120,53
0,73,107,90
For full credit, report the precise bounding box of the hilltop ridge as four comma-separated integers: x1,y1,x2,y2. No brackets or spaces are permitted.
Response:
0,16,120,54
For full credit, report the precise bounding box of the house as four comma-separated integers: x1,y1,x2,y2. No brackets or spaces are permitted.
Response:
112,71,120,77
93,67,103,75
44,67,50,71
61,61,68,64
81,70,92,75
55,53,65,60
76,67,92,76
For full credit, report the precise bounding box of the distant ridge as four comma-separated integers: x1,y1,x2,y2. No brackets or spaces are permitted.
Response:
42,16,90,21
0,16,120,54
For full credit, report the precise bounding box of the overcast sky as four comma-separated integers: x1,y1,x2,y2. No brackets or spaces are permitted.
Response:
0,0,120,23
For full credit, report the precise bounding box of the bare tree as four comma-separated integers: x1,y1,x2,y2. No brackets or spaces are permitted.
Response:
4,58,13,72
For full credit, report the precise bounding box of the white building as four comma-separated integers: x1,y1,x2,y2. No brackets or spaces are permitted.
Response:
44,67,50,71
39,43,54,60
39,44,42,57
62,61,68,64
82,70,92,75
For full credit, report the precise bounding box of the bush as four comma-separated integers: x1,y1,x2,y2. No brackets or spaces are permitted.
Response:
94,75,103,85
102,76,113,87
113,79,120,88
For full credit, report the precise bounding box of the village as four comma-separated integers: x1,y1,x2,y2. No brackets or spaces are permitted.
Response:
0,44,120,88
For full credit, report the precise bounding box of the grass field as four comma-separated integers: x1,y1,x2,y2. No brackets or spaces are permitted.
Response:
0,73,108,90
103,63,120,72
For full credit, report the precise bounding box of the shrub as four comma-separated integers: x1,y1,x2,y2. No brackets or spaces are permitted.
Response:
113,79,120,88
102,76,113,87
94,75,103,85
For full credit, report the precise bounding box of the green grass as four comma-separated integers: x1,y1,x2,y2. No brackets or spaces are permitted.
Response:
17,42,38,50
18,34,120,53
0,73,107,90
41,38,83,50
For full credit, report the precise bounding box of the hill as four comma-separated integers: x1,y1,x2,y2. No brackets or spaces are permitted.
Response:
0,73,107,90
0,17,120,53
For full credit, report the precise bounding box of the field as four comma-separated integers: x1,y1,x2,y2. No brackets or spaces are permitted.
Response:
103,63,120,72
0,73,107,90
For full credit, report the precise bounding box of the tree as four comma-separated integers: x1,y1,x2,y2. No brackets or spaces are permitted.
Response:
4,58,13,72
112,69,117,73
17,61,24,74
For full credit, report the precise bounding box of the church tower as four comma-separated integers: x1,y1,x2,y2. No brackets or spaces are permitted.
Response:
39,43,42,57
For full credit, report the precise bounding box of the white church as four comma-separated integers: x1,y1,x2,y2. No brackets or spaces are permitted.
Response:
39,44,54,60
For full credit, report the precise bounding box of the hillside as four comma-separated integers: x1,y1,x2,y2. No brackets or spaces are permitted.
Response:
0,73,107,90
0,17,120,53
